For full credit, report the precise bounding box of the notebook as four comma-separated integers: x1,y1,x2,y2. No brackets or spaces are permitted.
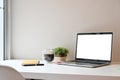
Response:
60,32,113,68
22,60,39,66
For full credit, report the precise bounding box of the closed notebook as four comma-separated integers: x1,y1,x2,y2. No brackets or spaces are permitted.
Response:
22,60,39,66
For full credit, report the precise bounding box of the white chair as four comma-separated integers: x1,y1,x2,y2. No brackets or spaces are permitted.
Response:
0,65,25,80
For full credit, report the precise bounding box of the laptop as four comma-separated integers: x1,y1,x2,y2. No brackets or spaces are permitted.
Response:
60,32,113,68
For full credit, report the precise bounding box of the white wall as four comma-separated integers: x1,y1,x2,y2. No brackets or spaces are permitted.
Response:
11,0,120,62
0,0,4,60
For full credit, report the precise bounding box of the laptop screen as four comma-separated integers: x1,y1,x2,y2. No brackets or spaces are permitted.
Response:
76,32,113,61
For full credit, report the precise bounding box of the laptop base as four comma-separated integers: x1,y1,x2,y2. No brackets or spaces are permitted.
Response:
59,61,110,68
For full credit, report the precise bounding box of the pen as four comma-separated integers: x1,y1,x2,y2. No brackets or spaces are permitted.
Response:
23,64,44,66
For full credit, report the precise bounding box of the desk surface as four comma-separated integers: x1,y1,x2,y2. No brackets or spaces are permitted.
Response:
0,60,120,80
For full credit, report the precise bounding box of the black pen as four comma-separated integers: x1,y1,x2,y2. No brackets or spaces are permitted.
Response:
22,64,44,66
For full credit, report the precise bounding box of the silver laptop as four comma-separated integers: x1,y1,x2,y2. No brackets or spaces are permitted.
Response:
60,32,113,68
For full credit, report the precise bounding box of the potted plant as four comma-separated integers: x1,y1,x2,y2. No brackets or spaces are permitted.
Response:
53,47,69,62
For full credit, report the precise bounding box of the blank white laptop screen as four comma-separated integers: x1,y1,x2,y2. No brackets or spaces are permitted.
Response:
76,33,112,61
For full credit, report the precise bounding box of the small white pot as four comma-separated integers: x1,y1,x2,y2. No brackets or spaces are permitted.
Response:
53,57,66,62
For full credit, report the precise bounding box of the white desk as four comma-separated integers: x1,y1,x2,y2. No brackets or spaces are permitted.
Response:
0,60,120,80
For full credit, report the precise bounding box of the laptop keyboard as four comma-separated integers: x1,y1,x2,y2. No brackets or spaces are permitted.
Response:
66,61,98,65
75,61,104,65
